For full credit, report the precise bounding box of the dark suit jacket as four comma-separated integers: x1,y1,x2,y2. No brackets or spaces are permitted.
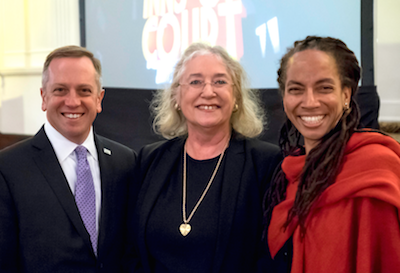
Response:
126,133,282,273
0,127,137,273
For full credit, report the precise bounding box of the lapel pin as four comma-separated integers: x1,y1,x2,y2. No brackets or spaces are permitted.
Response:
103,148,112,155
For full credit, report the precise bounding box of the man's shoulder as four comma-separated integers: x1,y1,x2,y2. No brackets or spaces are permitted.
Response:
0,136,34,159
139,137,182,158
94,134,137,164
95,135,134,152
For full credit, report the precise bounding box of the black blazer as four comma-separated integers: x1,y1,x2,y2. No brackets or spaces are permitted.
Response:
0,127,137,273
127,134,282,273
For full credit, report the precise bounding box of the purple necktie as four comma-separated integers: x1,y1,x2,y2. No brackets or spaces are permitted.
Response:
75,145,97,255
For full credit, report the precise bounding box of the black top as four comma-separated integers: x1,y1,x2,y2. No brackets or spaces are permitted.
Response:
147,153,224,273
127,134,283,273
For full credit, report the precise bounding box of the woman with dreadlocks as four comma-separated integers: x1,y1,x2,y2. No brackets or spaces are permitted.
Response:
265,36,400,273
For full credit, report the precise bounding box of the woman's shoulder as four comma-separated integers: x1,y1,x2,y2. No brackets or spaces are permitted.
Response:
232,136,283,185
319,131,400,208
240,136,281,155
139,137,184,158
231,135,282,167
348,130,400,159
343,130,400,175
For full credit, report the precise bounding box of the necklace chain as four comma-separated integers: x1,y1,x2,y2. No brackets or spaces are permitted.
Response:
181,142,227,234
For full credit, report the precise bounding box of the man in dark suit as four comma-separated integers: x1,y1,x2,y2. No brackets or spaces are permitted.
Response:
0,46,136,272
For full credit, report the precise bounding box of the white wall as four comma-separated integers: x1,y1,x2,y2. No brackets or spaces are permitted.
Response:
0,0,80,135
375,0,400,121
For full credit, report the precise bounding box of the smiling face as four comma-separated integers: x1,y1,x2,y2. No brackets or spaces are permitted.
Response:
41,56,105,144
178,54,236,135
283,49,350,153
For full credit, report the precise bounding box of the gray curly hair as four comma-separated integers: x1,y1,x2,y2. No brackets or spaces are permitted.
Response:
151,42,265,139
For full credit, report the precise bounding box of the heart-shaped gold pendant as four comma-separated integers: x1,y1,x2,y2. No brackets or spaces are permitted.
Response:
179,223,191,236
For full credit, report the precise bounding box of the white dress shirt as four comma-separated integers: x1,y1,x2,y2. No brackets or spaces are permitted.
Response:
44,121,102,232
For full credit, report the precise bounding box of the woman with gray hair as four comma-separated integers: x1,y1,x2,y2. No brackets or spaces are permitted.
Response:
126,42,281,273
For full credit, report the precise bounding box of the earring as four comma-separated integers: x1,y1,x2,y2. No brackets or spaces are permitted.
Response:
232,103,239,113
174,103,181,111
344,102,349,110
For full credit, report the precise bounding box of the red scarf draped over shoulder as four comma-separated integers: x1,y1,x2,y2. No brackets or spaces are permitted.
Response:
268,132,400,273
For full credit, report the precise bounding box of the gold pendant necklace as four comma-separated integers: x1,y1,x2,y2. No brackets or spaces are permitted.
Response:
180,142,227,236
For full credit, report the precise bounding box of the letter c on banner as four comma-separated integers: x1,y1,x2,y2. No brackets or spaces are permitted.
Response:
142,16,159,61
157,13,181,60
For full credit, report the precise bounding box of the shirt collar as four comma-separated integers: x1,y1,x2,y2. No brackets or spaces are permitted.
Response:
44,120,98,163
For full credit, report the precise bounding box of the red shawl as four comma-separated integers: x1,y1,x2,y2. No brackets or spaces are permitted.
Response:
268,132,400,273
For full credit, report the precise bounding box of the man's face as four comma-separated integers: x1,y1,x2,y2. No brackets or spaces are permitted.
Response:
41,56,104,144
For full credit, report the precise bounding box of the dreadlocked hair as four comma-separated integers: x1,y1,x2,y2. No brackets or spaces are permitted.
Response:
263,36,361,238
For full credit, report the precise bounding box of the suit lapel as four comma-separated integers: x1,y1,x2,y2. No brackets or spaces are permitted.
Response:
95,135,115,257
212,136,245,273
137,139,184,270
31,128,93,252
